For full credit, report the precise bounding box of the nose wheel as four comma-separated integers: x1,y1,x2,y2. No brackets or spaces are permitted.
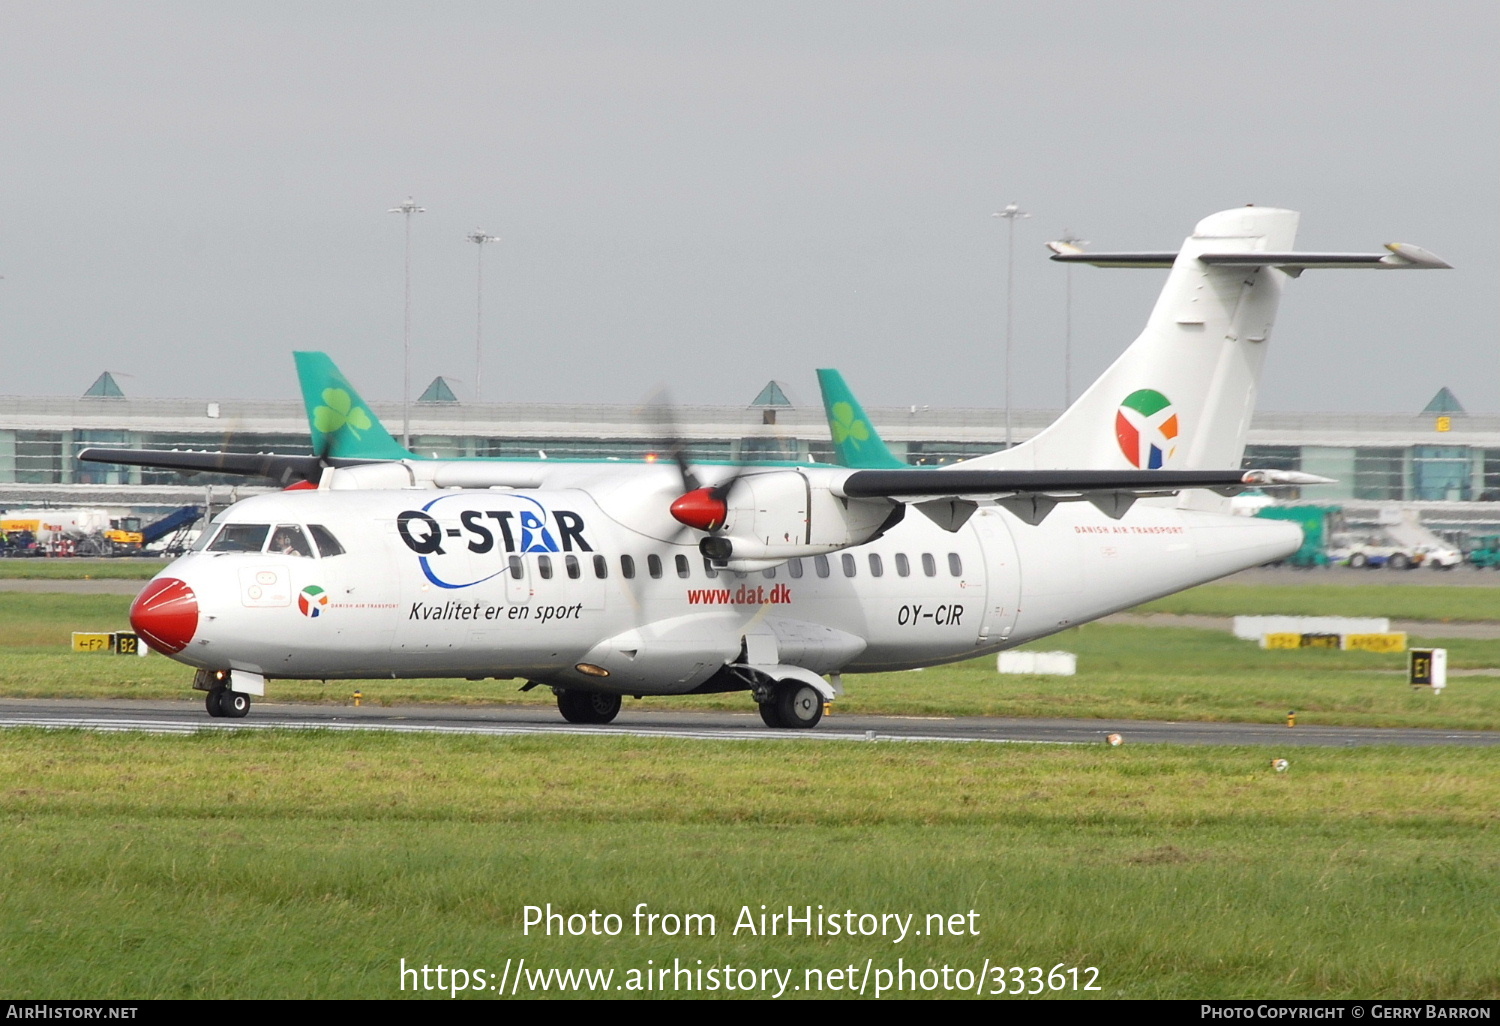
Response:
205,687,251,719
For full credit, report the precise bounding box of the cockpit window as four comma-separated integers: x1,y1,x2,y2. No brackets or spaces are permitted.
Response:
192,523,222,551
308,524,345,558
269,524,313,557
208,524,270,553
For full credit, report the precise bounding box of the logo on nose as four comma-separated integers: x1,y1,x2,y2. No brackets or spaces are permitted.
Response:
298,585,329,618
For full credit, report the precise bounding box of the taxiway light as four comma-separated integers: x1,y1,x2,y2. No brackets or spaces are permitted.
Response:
1272,759,1289,773
1105,733,1123,746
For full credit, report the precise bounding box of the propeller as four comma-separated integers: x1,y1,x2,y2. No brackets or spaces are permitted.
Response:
644,389,746,559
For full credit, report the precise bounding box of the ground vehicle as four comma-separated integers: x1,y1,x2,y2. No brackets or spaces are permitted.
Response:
1469,536,1500,569
1255,505,1343,567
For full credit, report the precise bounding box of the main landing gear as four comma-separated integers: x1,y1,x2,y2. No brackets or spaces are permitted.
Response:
756,680,824,729
556,689,622,725
206,686,250,719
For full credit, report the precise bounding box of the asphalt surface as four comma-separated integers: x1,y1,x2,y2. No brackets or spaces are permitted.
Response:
0,578,147,594
1,697,1494,748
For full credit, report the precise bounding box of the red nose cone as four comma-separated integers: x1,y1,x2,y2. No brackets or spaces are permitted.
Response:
130,577,198,655
670,487,728,532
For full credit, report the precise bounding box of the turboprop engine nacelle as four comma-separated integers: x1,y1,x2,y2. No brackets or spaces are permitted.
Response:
671,469,896,571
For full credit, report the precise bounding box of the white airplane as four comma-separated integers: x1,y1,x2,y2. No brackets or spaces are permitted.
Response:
115,207,1447,727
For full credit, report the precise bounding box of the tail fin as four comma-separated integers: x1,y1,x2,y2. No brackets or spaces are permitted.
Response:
960,207,1302,474
293,351,414,460
958,207,1446,479
816,369,907,469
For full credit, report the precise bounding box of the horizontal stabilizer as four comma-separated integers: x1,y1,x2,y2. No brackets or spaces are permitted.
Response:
1049,241,1450,272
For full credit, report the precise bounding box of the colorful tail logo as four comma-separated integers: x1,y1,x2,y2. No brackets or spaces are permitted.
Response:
1115,389,1179,469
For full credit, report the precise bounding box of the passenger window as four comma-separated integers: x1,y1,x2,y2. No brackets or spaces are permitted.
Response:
565,555,581,580
647,554,663,579
509,556,524,580
593,554,608,579
842,553,856,577
621,555,636,580
922,553,937,577
814,555,830,578
537,555,553,580
787,557,803,579
208,524,269,553
702,557,719,579
949,553,963,576
675,554,690,579
308,524,345,558
269,524,313,557
868,553,883,577
895,553,910,577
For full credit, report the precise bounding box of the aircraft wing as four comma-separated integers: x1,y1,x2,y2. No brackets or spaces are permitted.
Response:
836,468,1328,528
840,468,1323,500
77,447,358,487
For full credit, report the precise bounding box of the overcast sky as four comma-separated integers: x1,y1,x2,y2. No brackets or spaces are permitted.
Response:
0,2,1493,413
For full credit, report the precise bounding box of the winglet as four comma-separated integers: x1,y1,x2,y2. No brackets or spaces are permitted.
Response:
816,369,907,469
293,352,414,460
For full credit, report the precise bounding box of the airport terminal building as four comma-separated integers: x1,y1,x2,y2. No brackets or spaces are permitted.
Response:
5,379,1500,538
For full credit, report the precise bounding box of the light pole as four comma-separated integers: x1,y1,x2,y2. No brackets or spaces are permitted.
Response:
467,228,499,402
389,196,425,448
993,202,1029,448
1055,228,1087,408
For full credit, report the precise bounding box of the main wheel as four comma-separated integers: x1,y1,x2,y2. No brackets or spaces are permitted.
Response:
205,687,226,718
774,681,823,729
557,690,621,724
758,701,783,728
221,691,251,718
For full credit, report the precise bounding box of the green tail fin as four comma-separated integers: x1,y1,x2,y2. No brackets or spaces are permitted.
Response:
816,369,906,469
293,351,414,460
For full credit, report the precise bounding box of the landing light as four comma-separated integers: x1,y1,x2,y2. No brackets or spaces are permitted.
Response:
575,663,610,678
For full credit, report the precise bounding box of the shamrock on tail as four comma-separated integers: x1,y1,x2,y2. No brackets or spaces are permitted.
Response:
830,401,870,451
313,388,373,440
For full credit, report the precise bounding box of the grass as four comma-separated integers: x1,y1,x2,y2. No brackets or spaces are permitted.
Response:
0,730,1495,999
5,594,1500,729
1137,582,1500,622
0,558,164,580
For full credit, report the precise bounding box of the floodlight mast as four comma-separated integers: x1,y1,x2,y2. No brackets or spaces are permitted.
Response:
389,197,425,448
993,202,1029,449
1054,228,1088,407
467,228,500,402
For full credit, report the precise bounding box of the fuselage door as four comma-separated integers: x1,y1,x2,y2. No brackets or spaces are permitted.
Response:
968,508,1020,645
